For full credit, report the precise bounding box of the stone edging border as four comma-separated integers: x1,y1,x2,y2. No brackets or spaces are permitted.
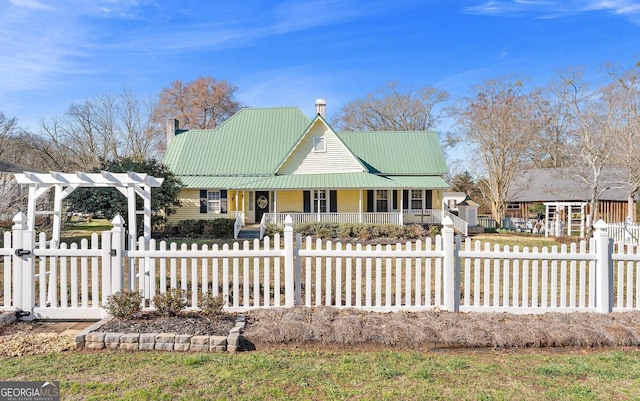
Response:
0,311,17,330
75,315,247,353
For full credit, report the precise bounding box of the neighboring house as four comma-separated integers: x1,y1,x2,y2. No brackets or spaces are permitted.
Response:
443,192,467,213
163,100,460,233
506,167,633,223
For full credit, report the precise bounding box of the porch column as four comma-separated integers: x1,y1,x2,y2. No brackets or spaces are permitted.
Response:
273,191,277,217
359,190,363,223
545,204,550,237
399,189,404,225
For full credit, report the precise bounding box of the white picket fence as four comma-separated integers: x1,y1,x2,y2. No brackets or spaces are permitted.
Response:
606,221,640,245
1,213,638,320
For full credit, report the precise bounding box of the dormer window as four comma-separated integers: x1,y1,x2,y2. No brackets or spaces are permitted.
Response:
313,136,326,152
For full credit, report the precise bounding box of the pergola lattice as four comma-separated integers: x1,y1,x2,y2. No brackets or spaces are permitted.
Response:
14,171,164,244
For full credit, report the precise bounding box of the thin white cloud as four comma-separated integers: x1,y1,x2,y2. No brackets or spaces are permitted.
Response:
8,0,53,10
465,0,640,22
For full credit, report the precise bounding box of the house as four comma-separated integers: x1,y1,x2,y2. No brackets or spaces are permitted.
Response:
163,100,462,235
506,167,634,225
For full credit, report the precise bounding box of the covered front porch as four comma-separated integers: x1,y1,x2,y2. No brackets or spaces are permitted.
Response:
194,173,467,237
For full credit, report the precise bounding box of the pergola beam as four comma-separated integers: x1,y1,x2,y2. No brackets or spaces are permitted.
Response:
14,171,164,244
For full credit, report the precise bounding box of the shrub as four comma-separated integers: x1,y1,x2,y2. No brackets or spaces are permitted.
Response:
264,222,283,237
154,288,189,316
428,224,441,237
406,224,426,239
199,292,225,317
165,218,234,238
105,290,142,320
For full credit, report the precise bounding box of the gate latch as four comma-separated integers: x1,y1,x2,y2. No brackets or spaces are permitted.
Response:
14,249,31,257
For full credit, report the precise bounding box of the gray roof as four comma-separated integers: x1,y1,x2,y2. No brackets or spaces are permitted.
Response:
0,160,30,173
507,167,631,202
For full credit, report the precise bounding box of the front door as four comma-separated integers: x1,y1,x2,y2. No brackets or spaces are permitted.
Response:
255,191,270,223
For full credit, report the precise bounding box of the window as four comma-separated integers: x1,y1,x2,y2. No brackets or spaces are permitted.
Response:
313,136,326,152
248,192,254,211
448,199,457,210
506,203,520,210
376,190,388,212
313,190,327,213
411,190,423,210
207,191,228,213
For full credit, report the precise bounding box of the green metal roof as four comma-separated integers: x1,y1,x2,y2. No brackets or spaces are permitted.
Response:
178,176,269,188
336,131,448,175
164,107,311,175
164,107,450,190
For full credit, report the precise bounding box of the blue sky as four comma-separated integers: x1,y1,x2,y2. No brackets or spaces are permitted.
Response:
3,0,640,139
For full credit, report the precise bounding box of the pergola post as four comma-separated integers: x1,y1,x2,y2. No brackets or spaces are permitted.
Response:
14,171,163,247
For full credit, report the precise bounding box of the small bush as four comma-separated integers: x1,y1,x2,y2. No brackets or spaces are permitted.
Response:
428,225,441,237
264,222,283,237
154,288,189,316
165,218,234,238
406,224,426,239
105,290,142,320
199,292,225,317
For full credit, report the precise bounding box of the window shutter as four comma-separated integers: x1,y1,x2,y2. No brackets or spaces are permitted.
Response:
367,190,374,212
392,190,398,210
220,190,228,213
426,190,433,209
303,191,311,213
403,190,409,210
200,190,207,213
330,190,337,213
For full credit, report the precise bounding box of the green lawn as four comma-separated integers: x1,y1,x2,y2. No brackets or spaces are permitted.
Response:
1,348,639,400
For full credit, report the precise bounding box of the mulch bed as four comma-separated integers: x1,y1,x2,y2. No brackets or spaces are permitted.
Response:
95,311,236,336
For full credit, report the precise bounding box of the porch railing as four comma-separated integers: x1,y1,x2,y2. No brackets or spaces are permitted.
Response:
403,210,468,236
262,210,469,236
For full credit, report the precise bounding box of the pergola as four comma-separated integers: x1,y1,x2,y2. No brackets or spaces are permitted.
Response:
544,201,587,238
14,171,164,244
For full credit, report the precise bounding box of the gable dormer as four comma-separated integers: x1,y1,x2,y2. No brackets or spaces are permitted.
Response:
277,116,365,175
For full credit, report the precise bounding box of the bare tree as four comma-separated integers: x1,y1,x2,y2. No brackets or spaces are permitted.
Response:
556,68,620,235
603,64,640,222
526,81,575,168
37,87,163,171
0,112,21,161
333,81,449,131
452,77,548,227
153,76,241,132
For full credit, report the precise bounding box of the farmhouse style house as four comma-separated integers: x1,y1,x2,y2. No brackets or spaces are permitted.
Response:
163,100,462,234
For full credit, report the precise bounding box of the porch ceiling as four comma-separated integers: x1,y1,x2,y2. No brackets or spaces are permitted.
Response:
387,175,449,189
232,173,449,190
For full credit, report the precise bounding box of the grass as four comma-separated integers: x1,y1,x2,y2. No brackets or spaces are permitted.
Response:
1,349,640,400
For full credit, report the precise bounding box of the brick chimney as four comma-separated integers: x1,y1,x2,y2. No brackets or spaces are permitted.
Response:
166,118,179,146
315,98,326,117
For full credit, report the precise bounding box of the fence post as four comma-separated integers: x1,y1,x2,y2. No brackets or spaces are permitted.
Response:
442,216,458,311
284,215,294,307
11,212,26,311
594,219,613,313
111,214,126,293
295,233,302,306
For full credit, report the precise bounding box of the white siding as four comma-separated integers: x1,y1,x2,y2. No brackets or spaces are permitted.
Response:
278,120,364,174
